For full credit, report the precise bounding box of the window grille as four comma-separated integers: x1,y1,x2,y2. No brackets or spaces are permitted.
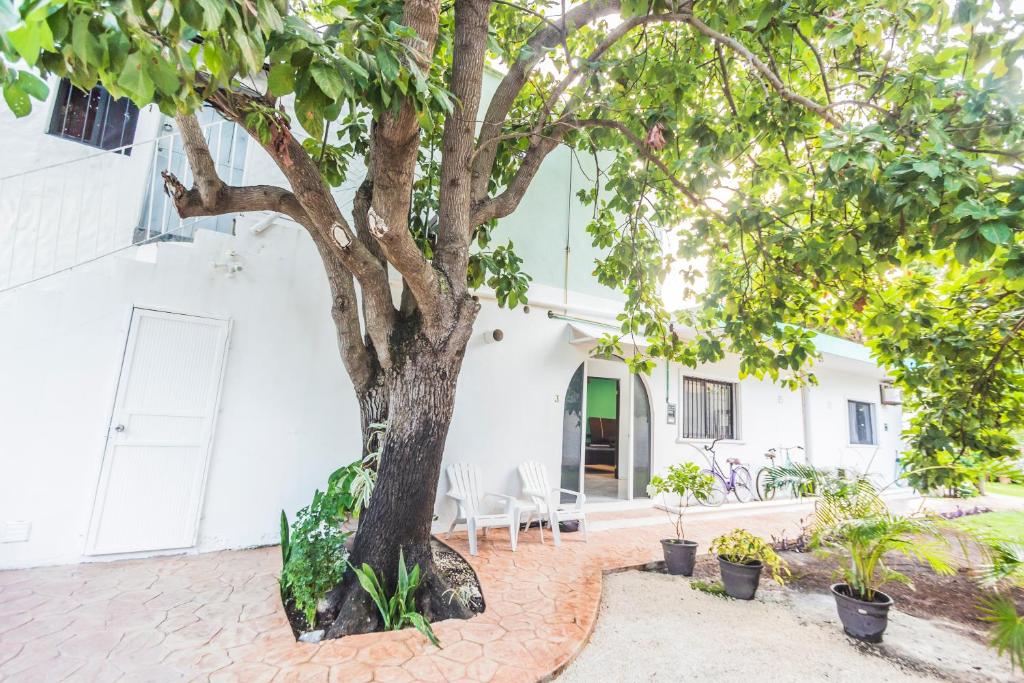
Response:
680,376,736,440
47,79,140,154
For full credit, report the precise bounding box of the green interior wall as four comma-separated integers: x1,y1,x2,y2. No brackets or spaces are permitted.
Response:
587,377,618,420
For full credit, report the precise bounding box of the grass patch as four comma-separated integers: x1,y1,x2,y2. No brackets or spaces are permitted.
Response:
951,510,1024,544
988,482,1024,498
690,579,729,598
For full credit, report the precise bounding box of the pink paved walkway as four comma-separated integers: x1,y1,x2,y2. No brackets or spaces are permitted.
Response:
1,495,1014,682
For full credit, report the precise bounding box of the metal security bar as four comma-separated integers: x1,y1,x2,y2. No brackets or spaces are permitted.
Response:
47,79,140,154
681,376,735,440
0,116,246,293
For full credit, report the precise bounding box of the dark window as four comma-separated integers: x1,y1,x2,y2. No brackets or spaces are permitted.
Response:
848,400,876,445
681,376,736,440
47,79,139,154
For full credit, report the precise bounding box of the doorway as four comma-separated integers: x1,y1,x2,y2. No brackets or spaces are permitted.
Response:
560,358,653,503
85,308,231,555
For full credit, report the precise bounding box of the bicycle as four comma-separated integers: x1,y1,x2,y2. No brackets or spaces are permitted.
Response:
754,445,805,501
690,438,755,506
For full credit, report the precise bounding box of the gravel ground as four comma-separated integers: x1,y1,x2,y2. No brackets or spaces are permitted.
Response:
558,570,1001,683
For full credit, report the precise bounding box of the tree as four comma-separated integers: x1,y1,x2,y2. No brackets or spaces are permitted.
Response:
3,0,1022,637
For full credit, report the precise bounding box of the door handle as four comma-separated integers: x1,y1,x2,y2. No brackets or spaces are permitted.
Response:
114,424,125,433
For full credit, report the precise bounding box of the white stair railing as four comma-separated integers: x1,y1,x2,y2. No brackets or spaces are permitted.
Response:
0,118,246,294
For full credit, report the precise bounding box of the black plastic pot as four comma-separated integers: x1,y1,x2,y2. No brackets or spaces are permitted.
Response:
661,539,698,576
831,583,893,643
718,556,763,600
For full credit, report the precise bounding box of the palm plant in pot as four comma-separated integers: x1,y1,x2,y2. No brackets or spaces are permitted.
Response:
710,529,789,599
813,512,954,643
646,463,715,576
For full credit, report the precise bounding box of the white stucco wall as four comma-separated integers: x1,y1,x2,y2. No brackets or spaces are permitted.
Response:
802,359,903,484
0,76,903,569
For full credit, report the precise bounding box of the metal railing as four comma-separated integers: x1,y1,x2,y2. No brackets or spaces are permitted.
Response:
0,117,246,293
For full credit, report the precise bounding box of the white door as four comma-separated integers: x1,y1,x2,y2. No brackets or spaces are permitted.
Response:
85,308,230,555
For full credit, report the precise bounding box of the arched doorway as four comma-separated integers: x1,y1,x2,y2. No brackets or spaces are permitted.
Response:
560,359,653,502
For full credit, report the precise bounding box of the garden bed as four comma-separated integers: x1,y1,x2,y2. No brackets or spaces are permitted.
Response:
284,537,484,639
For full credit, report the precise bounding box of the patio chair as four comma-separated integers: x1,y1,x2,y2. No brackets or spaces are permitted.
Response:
445,463,519,556
518,461,588,547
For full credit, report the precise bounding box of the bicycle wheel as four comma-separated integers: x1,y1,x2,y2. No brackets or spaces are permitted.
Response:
733,466,754,503
697,470,728,507
755,467,776,501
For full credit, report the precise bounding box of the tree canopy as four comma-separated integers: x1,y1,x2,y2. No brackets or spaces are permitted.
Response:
3,0,1023,502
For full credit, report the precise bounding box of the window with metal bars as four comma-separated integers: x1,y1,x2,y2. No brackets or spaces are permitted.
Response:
46,79,140,154
680,376,736,440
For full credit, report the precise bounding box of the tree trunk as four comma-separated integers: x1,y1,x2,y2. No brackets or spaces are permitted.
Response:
357,375,388,458
326,315,477,638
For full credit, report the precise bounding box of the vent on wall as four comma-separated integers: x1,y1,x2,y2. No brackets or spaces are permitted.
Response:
880,383,902,405
0,521,32,543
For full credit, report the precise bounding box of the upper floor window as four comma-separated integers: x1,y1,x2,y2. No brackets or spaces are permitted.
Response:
47,79,139,154
848,400,877,445
680,376,736,440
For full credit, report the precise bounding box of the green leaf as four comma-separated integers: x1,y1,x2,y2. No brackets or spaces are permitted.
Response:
268,63,295,96
149,58,179,97
375,47,400,81
829,153,849,172
3,84,30,117
980,223,1012,245
310,63,344,101
7,23,42,65
912,160,942,179
118,52,155,103
15,71,48,101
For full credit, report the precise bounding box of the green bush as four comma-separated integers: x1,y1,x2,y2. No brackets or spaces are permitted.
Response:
710,528,789,584
280,488,352,628
280,423,386,629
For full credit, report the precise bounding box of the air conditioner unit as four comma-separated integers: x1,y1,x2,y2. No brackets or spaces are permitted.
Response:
880,383,902,405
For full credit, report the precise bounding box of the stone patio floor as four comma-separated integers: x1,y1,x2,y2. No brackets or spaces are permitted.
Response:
1,494,1019,682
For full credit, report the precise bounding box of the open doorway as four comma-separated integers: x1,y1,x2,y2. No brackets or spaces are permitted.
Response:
560,358,653,504
584,377,621,500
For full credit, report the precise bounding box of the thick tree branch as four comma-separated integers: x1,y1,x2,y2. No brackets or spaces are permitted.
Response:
471,116,708,226
470,0,622,202
167,115,380,387
435,0,493,293
161,173,309,223
366,0,445,337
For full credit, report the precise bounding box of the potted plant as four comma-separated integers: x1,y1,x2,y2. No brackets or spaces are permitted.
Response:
813,513,953,643
647,463,715,575
710,528,789,599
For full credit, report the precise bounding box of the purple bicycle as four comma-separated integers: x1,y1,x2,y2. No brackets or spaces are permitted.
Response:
693,438,755,506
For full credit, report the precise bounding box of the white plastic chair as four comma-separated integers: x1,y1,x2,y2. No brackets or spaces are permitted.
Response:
518,461,587,546
445,463,519,556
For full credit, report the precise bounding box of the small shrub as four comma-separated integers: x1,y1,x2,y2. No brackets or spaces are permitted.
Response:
812,512,953,602
710,529,790,584
646,462,715,540
279,423,387,630
280,488,352,628
350,549,440,647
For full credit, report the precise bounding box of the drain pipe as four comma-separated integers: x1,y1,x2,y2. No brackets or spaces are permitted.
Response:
562,153,573,309
800,384,815,467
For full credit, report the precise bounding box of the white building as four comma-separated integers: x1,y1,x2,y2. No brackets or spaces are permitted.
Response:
0,75,904,569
